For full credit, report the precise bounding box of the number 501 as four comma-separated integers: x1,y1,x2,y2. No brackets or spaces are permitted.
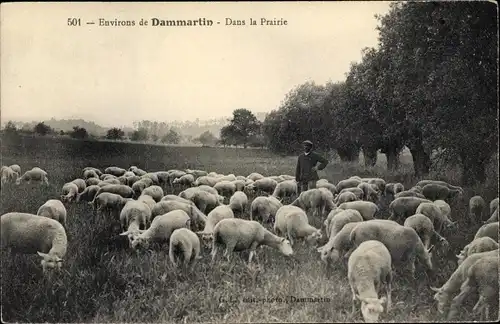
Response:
67,18,81,26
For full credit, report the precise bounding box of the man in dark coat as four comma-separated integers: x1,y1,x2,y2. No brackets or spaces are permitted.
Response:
295,140,329,195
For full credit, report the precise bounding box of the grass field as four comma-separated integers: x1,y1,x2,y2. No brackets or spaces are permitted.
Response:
1,136,498,323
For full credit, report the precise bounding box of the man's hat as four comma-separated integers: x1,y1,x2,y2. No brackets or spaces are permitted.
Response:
302,140,313,146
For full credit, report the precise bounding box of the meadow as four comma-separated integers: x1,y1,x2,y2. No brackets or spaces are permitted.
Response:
1,136,498,323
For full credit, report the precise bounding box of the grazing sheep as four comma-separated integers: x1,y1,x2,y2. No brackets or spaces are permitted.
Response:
229,191,248,215
161,194,193,205
404,214,449,251
193,176,219,187
92,192,132,219
250,196,283,224
123,171,135,178
385,183,404,196
100,174,116,181
338,201,378,221
229,179,245,192
153,171,170,186
131,179,152,198
197,205,235,248
70,178,86,193
167,170,187,185
169,228,202,270
456,237,499,266
141,185,164,203
422,183,462,201
83,169,99,180
211,218,294,264
327,209,363,239
185,169,208,178
190,190,223,214
9,164,21,175
179,185,219,200
416,202,457,233
362,178,386,193
75,185,100,203
248,177,278,196
141,173,160,186
348,240,392,323
151,200,207,230
60,182,79,203
394,191,427,199
83,167,102,176
317,221,360,266
290,188,327,217
37,199,67,228
473,222,499,242
489,198,499,216
172,174,196,187
85,177,100,186
129,166,147,176
318,187,336,214
357,182,380,202
98,178,121,187
339,187,364,201
409,186,423,193
16,167,49,186
272,180,298,202
336,191,358,205
247,172,265,182
391,183,404,194
1,166,19,185
323,207,344,237
104,166,126,177
430,250,499,320
350,220,434,278
131,210,191,250
388,197,432,223
337,178,362,192
274,205,323,246
434,200,452,221
217,174,237,182
316,181,337,196
484,209,498,224
416,180,463,193
137,194,155,212
214,180,237,198
1,212,67,273
93,184,134,202
469,196,487,223
119,200,151,246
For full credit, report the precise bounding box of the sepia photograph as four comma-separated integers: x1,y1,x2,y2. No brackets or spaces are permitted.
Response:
0,1,498,323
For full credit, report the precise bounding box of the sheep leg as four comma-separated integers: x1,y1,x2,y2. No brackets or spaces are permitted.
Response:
350,286,357,314
447,279,474,320
210,244,219,265
169,251,177,268
385,272,392,312
473,296,487,320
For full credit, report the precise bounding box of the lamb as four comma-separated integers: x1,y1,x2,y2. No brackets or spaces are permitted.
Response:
416,202,457,233
434,200,452,221
1,166,19,185
456,237,498,266
71,178,86,193
247,172,265,181
469,196,487,223
489,197,499,216
140,185,164,203
336,178,362,192
151,200,207,230
229,191,248,215
131,210,191,250
197,205,235,247
422,183,462,201
335,191,358,205
60,182,80,203
273,205,323,246
403,214,448,251
104,166,126,177
8,164,21,175
348,240,392,323
193,176,219,187
85,177,100,186
92,192,132,219
246,177,278,195
327,209,364,239
349,219,434,278
290,189,327,217
357,182,380,202
172,174,196,187
473,222,499,242
119,200,151,246
169,228,202,270
339,187,364,200
213,180,237,198
129,166,147,176
16,167,49,186
430,250,499,319
83,169,99,180
1,212,67,273
338,201,378,221
211,218,294,264
250,196,283,224
394,191,426,199
484,209,498,224
317,222,360,266
388,197,432,223
37,199,67,228
272,180,298,202
92,184,134,202
416,180,463,193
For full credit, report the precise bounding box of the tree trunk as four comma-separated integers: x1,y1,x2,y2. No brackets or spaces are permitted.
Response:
386,148,400,172
410,145,431,178
460,152,489,186
363,146,378,167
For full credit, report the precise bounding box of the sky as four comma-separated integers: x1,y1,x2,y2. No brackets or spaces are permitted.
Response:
1,1,393,128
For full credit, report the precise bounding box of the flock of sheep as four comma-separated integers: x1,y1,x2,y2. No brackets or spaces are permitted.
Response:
1,163,499,322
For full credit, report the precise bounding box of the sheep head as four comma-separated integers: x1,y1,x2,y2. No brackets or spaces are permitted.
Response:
430,286,448,314
357,295,386,323
37,251,63,272
278,238,294,256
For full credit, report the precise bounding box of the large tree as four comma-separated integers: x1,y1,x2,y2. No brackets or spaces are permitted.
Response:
224,109,261,148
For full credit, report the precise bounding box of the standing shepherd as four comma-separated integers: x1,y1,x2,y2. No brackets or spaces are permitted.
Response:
295,140,329,195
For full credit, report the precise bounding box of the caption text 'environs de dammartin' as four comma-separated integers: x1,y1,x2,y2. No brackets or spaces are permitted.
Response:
96,17,287,27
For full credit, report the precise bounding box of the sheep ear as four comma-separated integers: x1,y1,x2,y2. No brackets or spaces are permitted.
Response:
119,231,130,236
37,251,48,258
380,296,387,304
316,246,324,253
430,286,441,292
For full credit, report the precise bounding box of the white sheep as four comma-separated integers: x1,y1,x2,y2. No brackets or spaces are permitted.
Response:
250,196,283,224
335,191,358,205
216,174,237,182
75,185,100,203
37,199,67,228
162,194,193,205
394,190,427,199
350,219,434,278
473,222,499,242
484,209,498,224
327,209,364,239
9,164,21,175
131,210,191,250
430,249,499,320
83,169,99,180
409,186,423,193
98,178,121,187
316,180,337,196
388,197,432,222
318,187,336,215
169,228,202,270
193,176,219,187
403,214,449,251
70,178,86,193
85,177,100,186
422,183,462,201
180,185,219,199
100,174,117,181
317,221,359,266
489,197,499,216
229,191,248,215
348,240,392,323
151,200,207,230
92,184,134,203
60,182,80,203
247,172,265,181
141,173,160,186
104,166,127,177
469,196,487,223
339,187,364,201
1,166,18,186
231,179,246,192
213,180,237,198
83,167,102,176
167,170,187,186
357,182,380,203
336,178,362,192
456,237,499,266
16,167,49,186
172,174,196,187
129,166,147,176
434,200,452,221
197,205,235,248
131,179,152,197
273,205,322,247
323,207,344,237
153,171,170,186
211,218,294,264
140,185,164,203
272,180,298,202
1,212,67,273
190,190,224,214
119,200,151,246
92,192,132,219
185,169,208,178
137,194,156,213
384,183,404,196
416,202,457,233
416,180,463,193
362,178,386,193
290,189,327,217
338,201,378,221
245,177,278,196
